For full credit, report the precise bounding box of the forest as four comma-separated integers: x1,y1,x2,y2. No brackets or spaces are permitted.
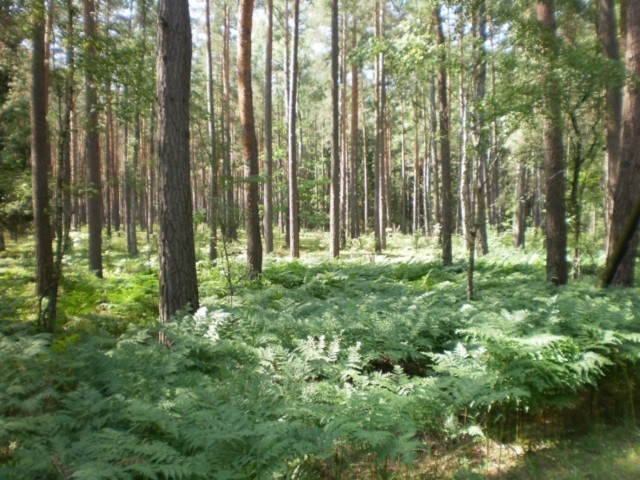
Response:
1,0,640,478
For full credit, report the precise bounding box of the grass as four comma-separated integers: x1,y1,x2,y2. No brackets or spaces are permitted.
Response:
0,226,639,479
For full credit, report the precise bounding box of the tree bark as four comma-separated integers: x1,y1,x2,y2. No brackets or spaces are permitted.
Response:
340,14,348,248
205,0,218,261
374,0,386,253
598,0,622,228
472,0,489,255
30,0,55,328
434,6,452,265
84,0,103,278
222,4,236,241
238,0,262,278
513,162,528,248
537,0,568,285
263,0,274,254
156,0,199,322
330,0,340,258
349,18,359,239
605,0,640,285
288,0,300,258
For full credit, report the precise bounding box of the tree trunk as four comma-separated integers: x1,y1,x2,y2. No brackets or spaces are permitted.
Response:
400,99,407,234
263,0,274,254
349,19,359,239
472,0,489,255
238,0,262,278
412,101,420,234
222,4,236,241
362,88,369,234
125,114,139,256
513,162,528,248
422,91,432,235
537,0,568,285
30,0,55,329
329,0,340,258
72,104,81,231
605,0,640,285
156,0,199,322
84,0,103,278
205,0,218,261
340,15,348,247
598,0,622,228
434,6,452,265
374,0,386,253
288,0,300,258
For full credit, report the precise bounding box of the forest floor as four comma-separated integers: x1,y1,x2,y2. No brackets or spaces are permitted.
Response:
1,228,639,479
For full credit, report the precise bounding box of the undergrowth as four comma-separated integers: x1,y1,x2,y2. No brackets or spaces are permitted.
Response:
0,230,639,478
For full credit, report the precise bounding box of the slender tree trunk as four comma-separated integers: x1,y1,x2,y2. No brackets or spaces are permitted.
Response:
237,0,262,277
513,162,528,248
412,101,420,234
263,0,274,254
84,0,103,278
374,0,386,252
205,0,218,261
538,0,568,285
400,99,408,234
72,105,81,230
30,0,55,329
340,15,348,247
222,4,236,241
126,115,139,256
422,91,432,235
472,0,489,255
434,6,452,265
605,0,640,285
349,19,359,239
330,0,340,258
288,0,300,257
157,0,199,322
361,85,369,234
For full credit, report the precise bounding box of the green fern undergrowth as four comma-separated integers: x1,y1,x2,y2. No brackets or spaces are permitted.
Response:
0,229,639,479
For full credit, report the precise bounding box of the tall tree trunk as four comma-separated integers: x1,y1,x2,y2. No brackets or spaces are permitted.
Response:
362,88,369,234
125,115,139,256
349,18,359,239
205,0,218,261
238,0,262,278
472,0,489,255
263,0,274,254
598,0,622,230
222,4,236,241
537,0,568,285
412,100,421,234
434,6,452,265
374,0,386,252
84,0,103,278
429,80,441,228
459,22,470,242
329,0,340,258
148,104,156,237
30,0,55,329
156,0,199,322
288,0,300,257
605,0,640,285
340,15,348,247
422,91,432,235
400,99,408,234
